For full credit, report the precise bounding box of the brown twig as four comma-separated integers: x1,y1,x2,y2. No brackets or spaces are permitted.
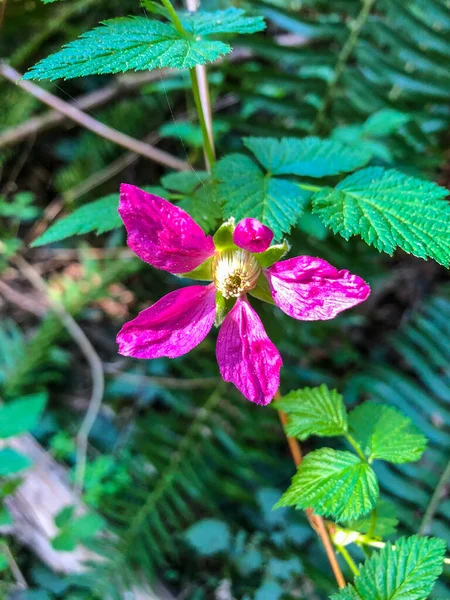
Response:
0,63,189,172
25,93,238,246
0,69,173,149
276,392,346,589
104,364,221,390
13,256,104,497
186,0,215,167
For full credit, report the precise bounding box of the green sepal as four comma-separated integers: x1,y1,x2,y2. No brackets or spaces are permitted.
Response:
179,257,214,281
255,241,290,268
213,218,237,252
249,274,275,305
215,292,236,326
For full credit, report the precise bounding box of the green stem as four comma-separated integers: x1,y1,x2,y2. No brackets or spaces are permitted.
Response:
160,0,215,170
419,456,450,535
299,183,323,193
344,432,367,462
160,0,186,36
189,67,216,170
337,545,360,577
313,0,376,134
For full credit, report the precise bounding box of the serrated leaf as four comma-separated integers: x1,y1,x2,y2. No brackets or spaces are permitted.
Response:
31,195,121,247
275,385,348,440
216,154,308,239
243,136,371,178
331,535,446,600
344,499,398,537
24,10,264,81
312,167,450,266
183,8,265,36
349,401,427,464
276,449,379,522
0,393,47,438
0,448,33,475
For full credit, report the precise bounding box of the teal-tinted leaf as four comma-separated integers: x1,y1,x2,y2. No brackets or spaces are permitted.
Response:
24,10,264,81
31,195,121,247
182,8,265,36
254,580,284,600
275,385,348,440
243,136,371,177
349,401,427,463
184,519,231,555
331,535,446,600
0,448,33,475
362,109,411,137
276,449,379,521
344,499,398,537
216,154,307,239
0,393,47,438
312,167,450,266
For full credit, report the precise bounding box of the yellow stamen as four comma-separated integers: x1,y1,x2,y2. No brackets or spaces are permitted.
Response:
213,250,261,299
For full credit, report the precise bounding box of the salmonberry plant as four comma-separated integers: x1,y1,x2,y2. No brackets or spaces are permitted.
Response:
2,0,450,597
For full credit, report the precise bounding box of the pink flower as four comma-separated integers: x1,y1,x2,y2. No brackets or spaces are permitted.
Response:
117,184,370,406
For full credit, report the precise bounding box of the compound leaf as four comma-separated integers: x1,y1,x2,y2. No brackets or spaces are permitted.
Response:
243,136,370,177
331,535,446,600
312,167,450,266
216,154,307,239
276,448,379,522
24,10,264,81
275,385,348,440
349,401,427,464
31,195,121,247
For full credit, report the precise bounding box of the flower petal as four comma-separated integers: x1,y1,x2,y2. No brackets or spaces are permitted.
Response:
216,296,282,405
119,184,215,273
233,218,274,253
265,256,370,321
117,284,216,359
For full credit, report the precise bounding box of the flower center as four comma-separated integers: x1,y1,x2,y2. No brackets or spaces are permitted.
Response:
213,250,261,299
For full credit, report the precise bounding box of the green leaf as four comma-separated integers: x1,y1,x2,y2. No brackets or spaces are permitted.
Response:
275,385,348,440
312,167,450,266
24,10,264,81
216,154,307,239
344,499,398,537
255,241,290,268
31,195,121,247
362,109,411,137
276,449,379,521
0,393,47,438
349,401,427,464
0,448,33,475
182,8,265,36
184,519,231,556
243,136,371,178
331,535,446,600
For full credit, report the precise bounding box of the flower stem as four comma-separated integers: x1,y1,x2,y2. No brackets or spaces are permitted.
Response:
276,392,346,589
160,0,185,36
337,544,360,577
344,432,367,462
190,67,216,170
299,183,322,193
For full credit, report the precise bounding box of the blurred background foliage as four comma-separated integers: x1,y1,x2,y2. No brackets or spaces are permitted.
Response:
1,0,450,598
